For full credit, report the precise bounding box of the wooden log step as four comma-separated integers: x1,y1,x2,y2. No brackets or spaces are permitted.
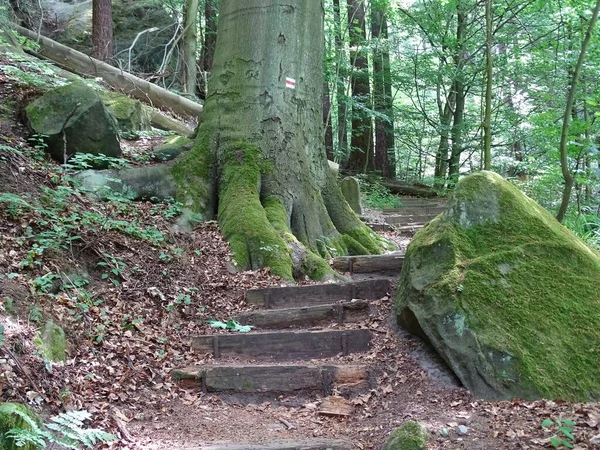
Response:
382,206,446,215
171,364,368,394
195,439,352,450
232,300,369,329
385,214,438,224
365,222,393,232
245,278,390,309
392,224,425,234
332,252,404,274
191,329,370,360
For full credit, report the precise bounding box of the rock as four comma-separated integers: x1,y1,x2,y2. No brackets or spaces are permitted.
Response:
35,320,67,362
456,425,468,436
0,402,40,450
152,136,194,162
396,171,600,401
383,420,429,450
341,176,361,214
26,81,121,163
76,165,176,201
100,91,151,134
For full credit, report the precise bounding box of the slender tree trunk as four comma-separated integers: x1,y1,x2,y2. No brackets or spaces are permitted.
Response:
183,0,199,94
172,0,386,280
556,0,600,222
343,0,373,174
447,4,467,183
483,0,492,170
199,0,218,98
324,82,334,160
434,91,455,185
333,0,348,159
92,0,113,62
371,0,394,178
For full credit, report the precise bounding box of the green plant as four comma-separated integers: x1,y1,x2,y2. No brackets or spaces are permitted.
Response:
28,304,44,323
541,418,576,448
1,404,116,449
356,175,402,210
96,253,126,286
0,324,4,347
65,153,131,170
207,319,254,333
31,273,59,294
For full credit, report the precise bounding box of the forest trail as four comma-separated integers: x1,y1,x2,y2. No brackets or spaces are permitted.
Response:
130,200,475,450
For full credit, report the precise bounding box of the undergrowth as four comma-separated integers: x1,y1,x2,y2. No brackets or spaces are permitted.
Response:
357,174,402,209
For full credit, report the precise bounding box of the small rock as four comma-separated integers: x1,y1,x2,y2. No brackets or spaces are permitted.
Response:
590,434,600,445
456,425,468,436
440,428,449,437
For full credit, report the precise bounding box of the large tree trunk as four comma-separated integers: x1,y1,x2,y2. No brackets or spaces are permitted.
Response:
371,0,394,178
171,0,388,280
92,0,112,62
342,0,373,174
333,0,348,159
182,0,199,94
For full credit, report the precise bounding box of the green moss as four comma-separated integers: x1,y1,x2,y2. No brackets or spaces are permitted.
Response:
170,124,215,215
401,171,600,400
34,320,67,362
384,421,429,450
218,143,293,280
302,249,334,280
0,403,40,450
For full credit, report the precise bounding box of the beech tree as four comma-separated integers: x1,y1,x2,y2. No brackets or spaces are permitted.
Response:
172,0,388,280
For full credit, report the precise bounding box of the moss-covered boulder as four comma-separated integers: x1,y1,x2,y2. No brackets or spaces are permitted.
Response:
26,82,121,163
100,92,151,134
396,171,600,401
0,402,40,450
34,320,67,362
151,136,194,162
341,176,361,214
383,421,429,450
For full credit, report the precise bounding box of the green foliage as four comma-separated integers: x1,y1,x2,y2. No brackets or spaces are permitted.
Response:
207,319,254,333
0,404,116,450
0,324,4,347
96,253,127,286
356,175,402,209
542,418,576,449
65,153,131,171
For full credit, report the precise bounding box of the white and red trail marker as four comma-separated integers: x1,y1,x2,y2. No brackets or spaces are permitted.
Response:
285,77,296,89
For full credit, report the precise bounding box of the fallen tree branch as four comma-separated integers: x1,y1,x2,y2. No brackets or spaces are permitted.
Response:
14,25,204,119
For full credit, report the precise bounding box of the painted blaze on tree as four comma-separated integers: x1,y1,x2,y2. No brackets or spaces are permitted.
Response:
172,0,389,280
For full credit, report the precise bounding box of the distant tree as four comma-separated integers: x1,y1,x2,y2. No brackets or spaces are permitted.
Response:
92,0,112,62
182,0,199,94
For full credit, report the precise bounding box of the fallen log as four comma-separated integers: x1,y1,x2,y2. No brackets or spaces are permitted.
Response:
14,25,204,119
382,180,438,198
333,252,405,274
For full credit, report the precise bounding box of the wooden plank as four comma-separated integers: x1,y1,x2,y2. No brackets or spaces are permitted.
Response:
205,365,322,393
171,364,368,394
195,439,352,450
191,329,371,360
318,396,354,416
232,300,369,329
245,279,390,308
392,224,424,233
365,222,392,232
385,214,438,224
332,252,404,274
382,206,446,215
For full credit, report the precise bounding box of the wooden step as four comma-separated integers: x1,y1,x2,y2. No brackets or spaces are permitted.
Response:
194,439,352,450
385,214,438,224
332,252,404,274
392,223,425,233
191,329,370,360
365,222,393,232
232,300,369,329
382,206,446,215
172,364,367,394
245,279,390,309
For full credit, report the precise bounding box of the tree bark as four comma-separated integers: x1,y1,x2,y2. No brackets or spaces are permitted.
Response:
371,0,394,178
483,0,492,170
332,0,348,159
92,0,113,62
201,0,218,73
171,0,387,280
183,0,199,94
556,0,600,222
323,82,334,160
15,25,203,118
342,0,373,174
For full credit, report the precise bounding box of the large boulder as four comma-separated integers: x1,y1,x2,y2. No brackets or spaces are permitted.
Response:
26,82,121,163
99,91,151,135
396,171,600,401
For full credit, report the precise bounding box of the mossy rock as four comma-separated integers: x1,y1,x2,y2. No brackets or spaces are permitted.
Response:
383,421,429,450
34,320,67,362
151,136,194,162
100,91,151,134
25,81,121,163
0,403,40,450
340,176,361,214
396,171,600,401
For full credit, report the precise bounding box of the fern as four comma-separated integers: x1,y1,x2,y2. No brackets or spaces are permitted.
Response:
0,405,116,450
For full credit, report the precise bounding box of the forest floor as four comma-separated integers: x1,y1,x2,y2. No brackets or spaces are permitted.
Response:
1,52,600,450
